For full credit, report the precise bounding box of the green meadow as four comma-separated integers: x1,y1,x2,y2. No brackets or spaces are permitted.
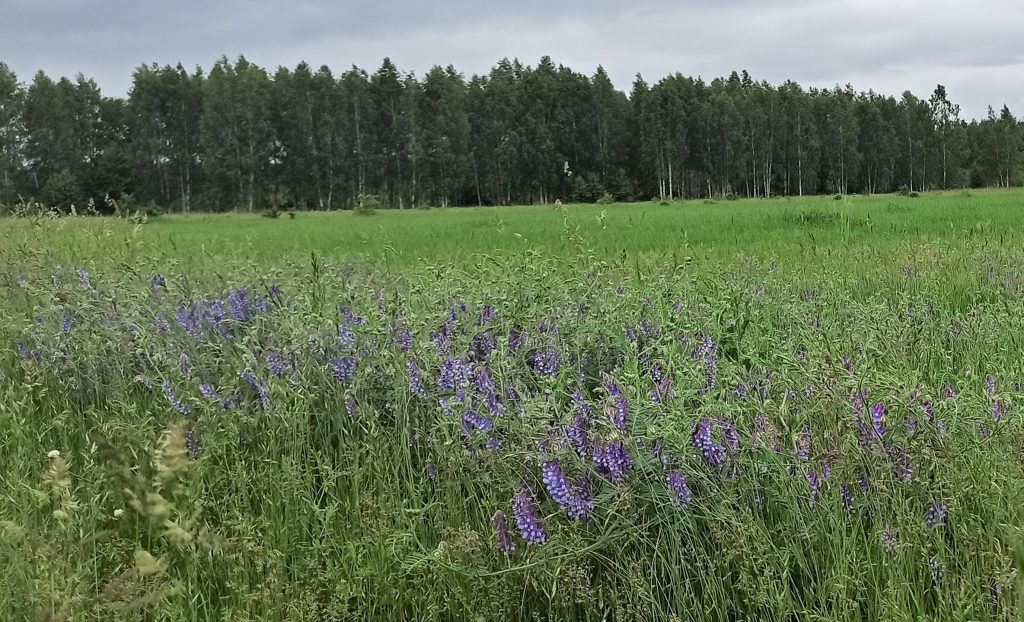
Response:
1,190,1024,621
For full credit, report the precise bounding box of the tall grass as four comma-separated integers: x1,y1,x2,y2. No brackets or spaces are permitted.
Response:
0,191,1023,620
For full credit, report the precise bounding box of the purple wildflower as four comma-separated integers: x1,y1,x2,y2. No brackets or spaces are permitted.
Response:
62,315,73,334
870,401,888,438
993,399,1006,422
927,502,947,529
882,525,896,551
199,383,218,401
184,429,201,460
841,484,854,513
986,374,997,396
890,445,913,482
52,272,62,289
486,436,503,451
345,395,357,416
700,355,718,395
693,420,727,469
150,273,165,298
858,469,870,493
154,314,170,334
945,384,959,400
407,359,426,397
493,511,514,552
531,347,562,378
480,304,497,323
906,418,919,434
162,380,190,414
694,333,716,359
721,420,740,451
979,423,989,439
462,410,493,433
175,305,204,343
593,441,634,483
508,328,527,355
333,357,357,383
264,352,291,378
796,425,811,461
226,288,250,321
396,328,414,353
667,472,693,507
77,268,90,290
470,331,496,360
929,558,946,586
542,460,593,521
240,372,270,410
512,489,547,545
806,470,821,504
842,354,854,374
438,358,469,392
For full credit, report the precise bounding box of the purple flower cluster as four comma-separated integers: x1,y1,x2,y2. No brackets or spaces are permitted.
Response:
184,429,201,460
841,484,854,513
512,489,547,545
667,472,693,507
693,420,726,469
438,357,469,392
593,441,633,483
162,380,190,414
870,401,888,438
507,328,527,355
927,501,948,529
462,410,493,433
796,425,811,461
602,374,629,430
407,359,426,396
542,460,593,520
993,399,1006,422
240,371,270,410
333,357,357,383
531,347,562,378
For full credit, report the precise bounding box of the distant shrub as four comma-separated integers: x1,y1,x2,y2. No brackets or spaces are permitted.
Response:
596,192,615,205
833,194,844,200
908,191,920,198
261,208,281,219
703,199,716,205
724,193,738,201
785,209,841,227
659,200,671,206
288,211,297,219
355,194,380,216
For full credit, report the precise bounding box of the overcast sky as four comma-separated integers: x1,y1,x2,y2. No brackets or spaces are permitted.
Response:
4,0,1023,119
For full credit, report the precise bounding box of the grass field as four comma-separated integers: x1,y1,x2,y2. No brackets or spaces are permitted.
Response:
2,190,1024,620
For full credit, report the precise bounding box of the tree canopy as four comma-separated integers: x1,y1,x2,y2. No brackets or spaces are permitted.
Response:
0,57,1020,211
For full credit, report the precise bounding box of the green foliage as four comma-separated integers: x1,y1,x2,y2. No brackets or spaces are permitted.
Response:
2,194,1024,620
355,193,380,216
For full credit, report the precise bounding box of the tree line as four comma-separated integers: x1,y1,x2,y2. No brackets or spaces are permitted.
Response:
0,55,1021,212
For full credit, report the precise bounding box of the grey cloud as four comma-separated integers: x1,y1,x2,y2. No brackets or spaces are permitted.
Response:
2,0,1022,117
